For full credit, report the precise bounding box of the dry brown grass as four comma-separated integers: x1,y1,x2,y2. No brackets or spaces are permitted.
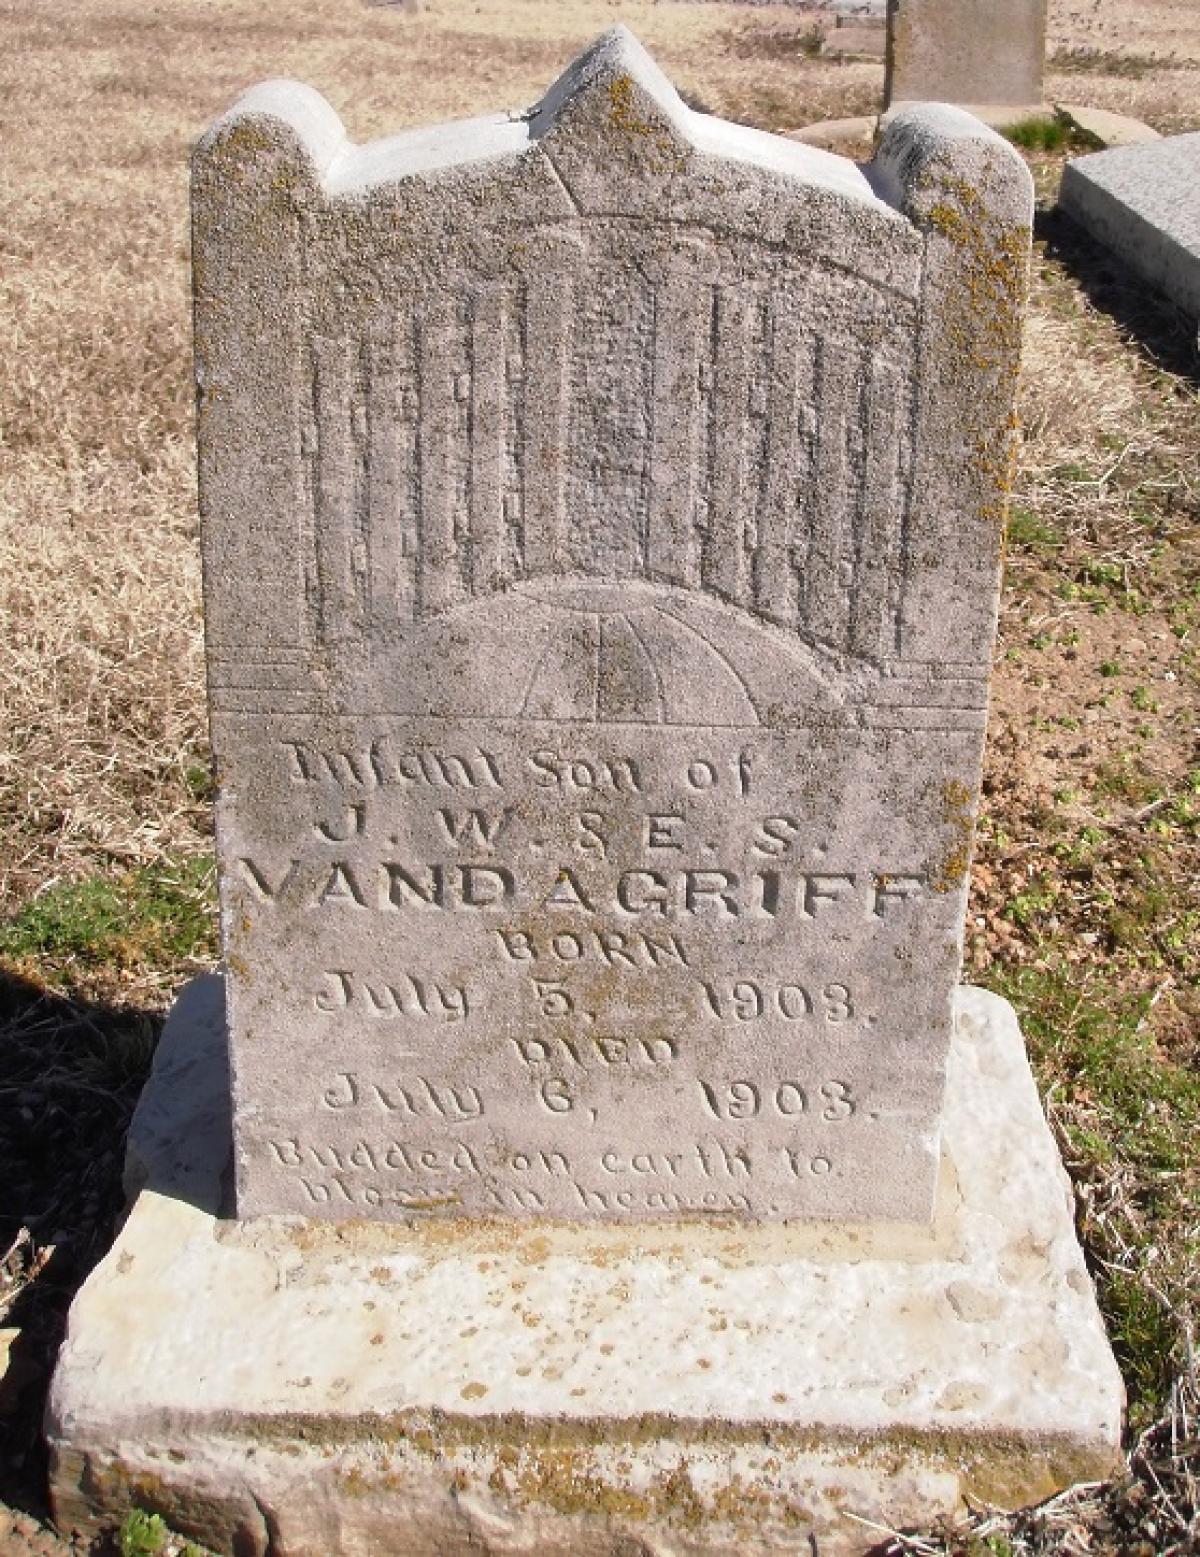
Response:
0,0,885,921
0,1,1198,1552
2,0,1197,912
1048,0,1200,132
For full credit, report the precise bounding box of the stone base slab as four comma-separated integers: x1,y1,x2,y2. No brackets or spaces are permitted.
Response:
1060,132,1200,328
788,104,1159,152
789,105,1057,153
1055,105,1161,150
46,978,1123,1556
786,114,880,150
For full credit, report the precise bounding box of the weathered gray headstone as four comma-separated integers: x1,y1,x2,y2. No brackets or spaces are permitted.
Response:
193,29,1031,1229
885,0,1047,108
1061,133,1200,329
46,32,1125,1554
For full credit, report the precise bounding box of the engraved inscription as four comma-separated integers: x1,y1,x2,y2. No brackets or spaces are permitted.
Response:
217,716,968,1220
699,1079,857,1121
700,980,855,1023
320,1074,484,1119
257,1123,867,1219
313,969,470,1021
237,853,923,926
510,1033,677,1068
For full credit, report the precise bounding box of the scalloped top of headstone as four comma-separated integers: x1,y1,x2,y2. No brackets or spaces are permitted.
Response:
202,27,896,213
198,26,1030,223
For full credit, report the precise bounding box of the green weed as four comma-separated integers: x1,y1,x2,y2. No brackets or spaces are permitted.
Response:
1004,115,1071,152
1103,1270,1184,1424
120,1510,168,1557
0,856,216,988
1005,504,1063,550
1005,879,1059,928
184,762,215,804
1092,758,1159,805
119,1508,206,1557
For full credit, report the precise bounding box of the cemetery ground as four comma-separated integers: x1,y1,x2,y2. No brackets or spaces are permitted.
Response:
0,0,1197,1551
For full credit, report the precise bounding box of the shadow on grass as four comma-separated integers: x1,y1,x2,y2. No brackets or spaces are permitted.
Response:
0,967,161,1543
1038,205,1200,386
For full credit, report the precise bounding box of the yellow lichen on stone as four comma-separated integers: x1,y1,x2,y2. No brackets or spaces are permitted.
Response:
932,779,975,893
924,172,1029,535
606,74,644,136
605,71,682,168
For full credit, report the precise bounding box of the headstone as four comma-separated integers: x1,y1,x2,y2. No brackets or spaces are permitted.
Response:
47,32,1124,1554
885,0,1047,108
194,29,1028,1232
1060,134,1200,327
830,14,887,59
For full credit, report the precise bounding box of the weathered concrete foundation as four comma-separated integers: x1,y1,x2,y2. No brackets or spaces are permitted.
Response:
46,977,1123,1556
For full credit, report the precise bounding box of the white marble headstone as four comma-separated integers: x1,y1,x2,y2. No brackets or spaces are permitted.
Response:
193,29,1032,1224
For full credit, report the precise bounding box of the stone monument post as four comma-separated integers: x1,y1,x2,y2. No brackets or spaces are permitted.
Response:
885,0,1048,110
47,30,1123,1556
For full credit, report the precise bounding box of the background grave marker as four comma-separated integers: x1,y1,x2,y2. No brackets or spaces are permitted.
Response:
1061,133,1200,334
885,0,1048,109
